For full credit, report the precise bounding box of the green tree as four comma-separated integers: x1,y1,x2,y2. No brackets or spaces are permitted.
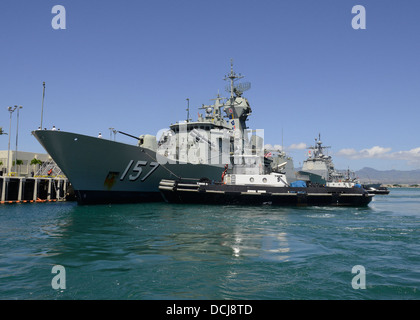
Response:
30,158,42,166
30,158,42,176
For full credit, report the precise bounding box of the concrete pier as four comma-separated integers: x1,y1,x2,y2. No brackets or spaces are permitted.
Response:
0,176,72,203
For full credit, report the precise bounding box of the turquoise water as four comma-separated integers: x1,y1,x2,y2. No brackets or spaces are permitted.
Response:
0,189,419,300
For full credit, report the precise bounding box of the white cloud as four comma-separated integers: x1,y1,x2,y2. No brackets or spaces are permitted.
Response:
335,148,358,157
336,146,420,167
390,147,420,166
288,143,307,150
361,146,391,158
336,146,392,159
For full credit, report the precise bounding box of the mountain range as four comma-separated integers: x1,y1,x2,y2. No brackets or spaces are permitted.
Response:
293,166,420,184
355,167,420,184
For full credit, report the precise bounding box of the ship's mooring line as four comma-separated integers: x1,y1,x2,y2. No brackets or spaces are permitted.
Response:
143,149,214,182
141,148,184,180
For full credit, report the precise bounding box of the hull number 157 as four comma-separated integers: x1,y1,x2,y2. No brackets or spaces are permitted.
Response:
120,160,160,182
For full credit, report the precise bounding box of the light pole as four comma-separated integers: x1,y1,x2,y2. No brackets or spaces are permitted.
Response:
6,106,17,176
14,105,23,175
40,82,45,129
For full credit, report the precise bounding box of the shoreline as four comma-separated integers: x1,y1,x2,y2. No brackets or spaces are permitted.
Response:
381,184,420,188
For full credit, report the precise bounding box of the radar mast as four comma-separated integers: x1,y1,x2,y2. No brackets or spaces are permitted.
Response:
224,59,243,99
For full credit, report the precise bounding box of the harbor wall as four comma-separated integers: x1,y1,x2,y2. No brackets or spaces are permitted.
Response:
0,177,73,203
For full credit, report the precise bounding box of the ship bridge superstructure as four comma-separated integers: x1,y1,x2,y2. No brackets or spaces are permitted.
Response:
157,60,261,169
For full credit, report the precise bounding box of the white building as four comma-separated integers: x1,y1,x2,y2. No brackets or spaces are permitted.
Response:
0,150,50,177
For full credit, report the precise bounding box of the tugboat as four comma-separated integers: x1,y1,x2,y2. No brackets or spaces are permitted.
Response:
159,133,374,206
159,163,373,206
362,183,390,195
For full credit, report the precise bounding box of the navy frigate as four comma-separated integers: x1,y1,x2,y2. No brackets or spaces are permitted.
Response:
33,62,283,204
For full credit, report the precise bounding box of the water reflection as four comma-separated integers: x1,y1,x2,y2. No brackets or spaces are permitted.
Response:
140,204,294,263
26,203,296,299
35,203,294,267
220,230,291,261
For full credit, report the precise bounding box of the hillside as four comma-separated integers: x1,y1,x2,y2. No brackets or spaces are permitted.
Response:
293,166,420,184
355,167,420,184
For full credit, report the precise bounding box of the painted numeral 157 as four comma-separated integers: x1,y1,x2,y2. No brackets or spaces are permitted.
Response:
120,160,159,182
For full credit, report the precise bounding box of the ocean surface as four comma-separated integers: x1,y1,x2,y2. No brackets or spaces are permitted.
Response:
0,188,419,300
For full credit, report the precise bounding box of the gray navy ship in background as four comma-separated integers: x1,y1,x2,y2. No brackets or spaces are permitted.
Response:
33,62,292,204
297,134,360,187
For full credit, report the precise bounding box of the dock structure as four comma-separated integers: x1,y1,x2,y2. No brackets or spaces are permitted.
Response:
0,176,72,204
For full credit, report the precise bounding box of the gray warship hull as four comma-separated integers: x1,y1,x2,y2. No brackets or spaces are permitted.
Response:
33,130,225,204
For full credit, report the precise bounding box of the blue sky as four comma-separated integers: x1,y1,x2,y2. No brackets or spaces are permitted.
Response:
1,0,420,171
